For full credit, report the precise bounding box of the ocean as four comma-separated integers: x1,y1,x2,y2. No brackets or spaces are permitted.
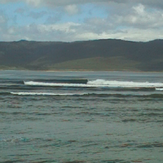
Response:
0,70,163,163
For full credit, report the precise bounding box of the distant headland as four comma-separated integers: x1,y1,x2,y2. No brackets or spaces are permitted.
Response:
0,39,163,71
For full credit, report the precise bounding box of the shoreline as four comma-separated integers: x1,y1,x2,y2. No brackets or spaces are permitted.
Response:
0,69,163,73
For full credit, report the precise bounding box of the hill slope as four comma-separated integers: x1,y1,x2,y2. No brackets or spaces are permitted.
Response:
0,39,163,71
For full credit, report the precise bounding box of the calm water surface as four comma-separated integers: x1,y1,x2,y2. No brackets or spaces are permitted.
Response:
0,70,163,163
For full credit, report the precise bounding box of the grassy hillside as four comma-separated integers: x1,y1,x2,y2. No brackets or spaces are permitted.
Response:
47,56,139,71
0,39,163,71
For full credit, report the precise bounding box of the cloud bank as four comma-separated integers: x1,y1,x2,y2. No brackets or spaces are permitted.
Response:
0,0,163,41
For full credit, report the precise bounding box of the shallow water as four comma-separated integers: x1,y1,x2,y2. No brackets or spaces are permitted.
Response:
0,70,163,163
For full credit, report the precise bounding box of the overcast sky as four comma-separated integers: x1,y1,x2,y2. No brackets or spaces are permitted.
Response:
0,0,163,42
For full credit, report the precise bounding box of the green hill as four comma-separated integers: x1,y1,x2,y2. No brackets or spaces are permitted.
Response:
0,39,163,71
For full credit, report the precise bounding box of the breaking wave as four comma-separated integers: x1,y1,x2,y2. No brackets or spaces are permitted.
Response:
10,91,163,98
155,88,163,91
24,79,163,89
10,92,87,96
24,81,88,87
88,79,163,88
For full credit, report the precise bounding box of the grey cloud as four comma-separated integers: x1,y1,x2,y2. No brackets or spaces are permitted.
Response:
0,0,19,3
0,0,162,9
136,0,163,9
27,0,163,10
64,4,80,15
25,0,127,7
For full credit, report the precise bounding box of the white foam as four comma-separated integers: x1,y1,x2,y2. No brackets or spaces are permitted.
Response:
155,88,163,91
24,79,163,88
88,79,163,88
10,92,87,96
24,81,88,87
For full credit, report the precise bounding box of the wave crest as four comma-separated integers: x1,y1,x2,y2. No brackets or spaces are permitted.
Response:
24,79,163,88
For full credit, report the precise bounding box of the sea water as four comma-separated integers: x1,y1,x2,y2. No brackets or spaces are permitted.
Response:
0,70,163,163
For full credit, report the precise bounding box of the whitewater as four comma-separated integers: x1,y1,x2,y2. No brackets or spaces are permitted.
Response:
24,79,163,88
